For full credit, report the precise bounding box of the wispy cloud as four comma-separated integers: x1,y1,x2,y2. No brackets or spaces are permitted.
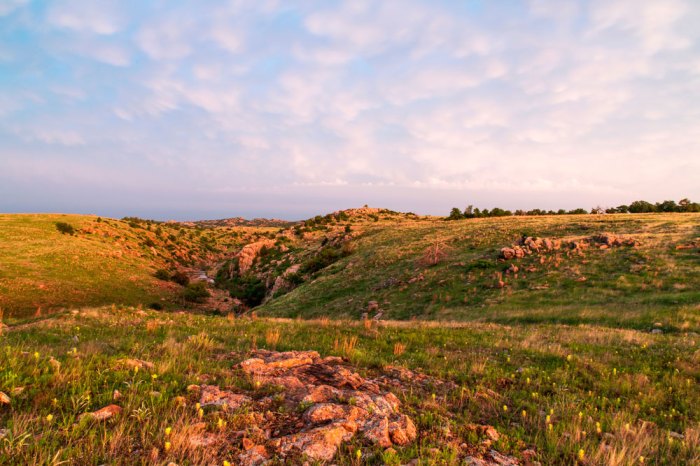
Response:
0,0,699,218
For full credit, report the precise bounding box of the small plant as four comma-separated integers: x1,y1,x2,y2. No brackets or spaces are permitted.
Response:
54,222,75,235
183,282,210,303
187,332,215,351
419,241,451,267
265,329,281,348
333,336,358,357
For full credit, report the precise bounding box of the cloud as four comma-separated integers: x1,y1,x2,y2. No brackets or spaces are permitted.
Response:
46,0,125,35
1,0,699,218
0,0,28,17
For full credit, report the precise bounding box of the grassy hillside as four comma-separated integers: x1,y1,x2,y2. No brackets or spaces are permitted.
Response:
258,213,700,331
1,211,698,464
0,214,260,320
2,212,698,332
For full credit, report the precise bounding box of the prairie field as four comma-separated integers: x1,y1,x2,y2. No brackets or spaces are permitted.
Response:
0,211,699,465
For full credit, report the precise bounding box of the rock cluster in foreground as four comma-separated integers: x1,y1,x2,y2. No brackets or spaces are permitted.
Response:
229,349,416,464
184,350,524,465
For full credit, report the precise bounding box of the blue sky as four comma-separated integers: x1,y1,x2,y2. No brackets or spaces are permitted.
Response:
1,0,699,220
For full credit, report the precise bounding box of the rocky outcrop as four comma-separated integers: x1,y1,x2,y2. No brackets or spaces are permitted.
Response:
178,350,527,465
236,240,276,274
270,264,301,296
184,350,416,464
499,234,637,260
238,350,416,462
199,385,251,410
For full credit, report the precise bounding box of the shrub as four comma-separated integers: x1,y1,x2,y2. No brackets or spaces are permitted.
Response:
148,302,163,310
171,271,190,286
183,282,210,303
464,259,494,272
419,241,451,267
225,274,266,308
154,269,170,281
300,245,349,274
55,222,75,235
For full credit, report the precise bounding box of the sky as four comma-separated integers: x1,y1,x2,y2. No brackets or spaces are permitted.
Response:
0,0,699,220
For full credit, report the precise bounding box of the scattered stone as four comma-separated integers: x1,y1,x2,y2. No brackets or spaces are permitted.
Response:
651,329,663,335
500,234,637,262
188,433,219,448
0,429,7,440
464,450,520,465
375,366,458,391
113,389,122,401
49,357,61,372
199,385,251,410
0,391,10,405
119,358,154,371
238,444,270,466
89,404,122,421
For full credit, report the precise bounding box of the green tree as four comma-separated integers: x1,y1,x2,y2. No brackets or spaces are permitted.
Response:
447,207,464,220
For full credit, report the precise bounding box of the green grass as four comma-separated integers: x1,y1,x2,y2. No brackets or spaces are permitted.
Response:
0,307,698,464
0,214,177,319
259,214,700,331
0,212,698,464
0,214,257,320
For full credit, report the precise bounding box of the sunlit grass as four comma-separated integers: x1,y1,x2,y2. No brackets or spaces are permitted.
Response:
1,305,697,464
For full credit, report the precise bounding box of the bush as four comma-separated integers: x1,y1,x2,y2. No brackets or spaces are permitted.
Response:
183,282,210,303
171,271,190,286
154,269,170,281
464,259,494,272
300,245,350,274
225,274,266,308
148,302,163,310
55,222,75,235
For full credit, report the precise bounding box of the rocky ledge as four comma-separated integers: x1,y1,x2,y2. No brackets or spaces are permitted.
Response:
203,350,417,464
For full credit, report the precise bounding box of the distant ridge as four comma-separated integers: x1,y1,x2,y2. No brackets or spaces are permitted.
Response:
189,217,297,228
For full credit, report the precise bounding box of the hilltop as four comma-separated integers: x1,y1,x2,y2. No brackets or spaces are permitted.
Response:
190,217,296,228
